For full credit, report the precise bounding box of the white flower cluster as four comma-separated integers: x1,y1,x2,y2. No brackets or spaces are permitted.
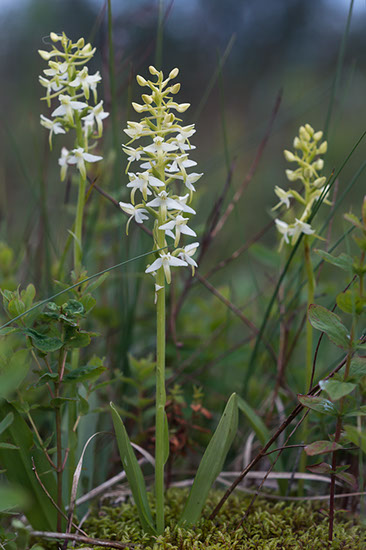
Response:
273,124,330,249
39,32,108,181
120,66,202,286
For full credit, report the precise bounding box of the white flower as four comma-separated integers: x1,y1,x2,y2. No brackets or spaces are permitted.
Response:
40,115,66,148
52,94,88,124
146,190,193,218
174,132,196,152
145,252,187,284
272,186,293,210
290,218,315,243
68,147,103,180
166,154,197,173
69,67,101,101
176,194,196,215
178,242,199,274
122,146,142,163
58,147,70,181
127,171,164,202
43,61,68,78
82,100,109,137
159,214,196,247
119,201,149,233
175,172,203,192
275,219,291,246
124,121,150,139
143,136,178,155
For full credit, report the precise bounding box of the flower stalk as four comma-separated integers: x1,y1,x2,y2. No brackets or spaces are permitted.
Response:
120,66,201,532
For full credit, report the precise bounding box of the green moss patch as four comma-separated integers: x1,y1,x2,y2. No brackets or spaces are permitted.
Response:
76,489,366,549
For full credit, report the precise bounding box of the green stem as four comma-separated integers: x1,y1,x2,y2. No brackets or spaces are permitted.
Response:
155,227,166,535
299,235,315,494
74,175,86,274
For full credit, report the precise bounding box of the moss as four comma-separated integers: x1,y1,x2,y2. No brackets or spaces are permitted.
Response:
70,489,366,550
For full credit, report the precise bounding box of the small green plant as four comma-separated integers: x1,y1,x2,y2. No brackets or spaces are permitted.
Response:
299,196,366,541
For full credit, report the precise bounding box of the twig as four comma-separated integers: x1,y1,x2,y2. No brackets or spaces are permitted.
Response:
29,531,134,549
209,353,349,520
31,457,87,536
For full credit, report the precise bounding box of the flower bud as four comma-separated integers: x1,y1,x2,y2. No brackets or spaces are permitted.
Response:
176,103,190,113
149,65,160,75
76,37,85,48
305,123,314,136
50,32,61,42
293,137,301,149
132,102,145,113
38,49,51,60
317,141,327,154
142,94,153,104
169,68,179,79
284,150,296,162
304,167,312,179
313,177,326,189
313,159,324,171
299,126,311,141
286,169,297,181
313,131,323,141
170,83,181,94
136,74,148,87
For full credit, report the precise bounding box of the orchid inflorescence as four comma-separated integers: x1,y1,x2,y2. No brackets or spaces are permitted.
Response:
273,124,330,249
39,32,108,181
120,66,202,287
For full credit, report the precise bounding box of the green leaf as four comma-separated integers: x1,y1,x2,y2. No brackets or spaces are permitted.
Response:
237,395,286,493
0,403,58,530
0,349,30,398
340,355,366,382
22,328,63,353
21,284,36,310
63,363,106,383
0,485,28,512
0,327,18,336
86,271,109,293
80,293,96,313
62,299,85,317
110,402,156,534
345,405,366,417
179,393,238,527
63,329,91,350
0,442,19,450
8,298,25,318
343,425,366,454
336,290,365,315
319,379,356,401
316,249,353,271
298,395,338,416
308,304,350,349
305,440,343,456
0,413,14,435
344,212,364,230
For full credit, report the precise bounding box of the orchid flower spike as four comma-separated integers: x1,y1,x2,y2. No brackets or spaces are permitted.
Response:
121,66,201,289
274,124,329,249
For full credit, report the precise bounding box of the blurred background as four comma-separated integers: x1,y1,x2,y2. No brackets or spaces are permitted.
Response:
1,0,365,262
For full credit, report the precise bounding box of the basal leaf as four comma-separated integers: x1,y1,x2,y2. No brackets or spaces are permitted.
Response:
110,402,156,534
179,393,238,527
0,403,58,530
308,304,350,349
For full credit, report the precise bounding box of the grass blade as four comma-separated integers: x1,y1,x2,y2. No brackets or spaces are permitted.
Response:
179,393,238,527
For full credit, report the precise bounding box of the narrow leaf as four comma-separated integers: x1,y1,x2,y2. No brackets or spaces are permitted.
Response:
0,485,28,512
0,412,14,435
179,393,238,527
308,304,350,349
110,402,156,534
